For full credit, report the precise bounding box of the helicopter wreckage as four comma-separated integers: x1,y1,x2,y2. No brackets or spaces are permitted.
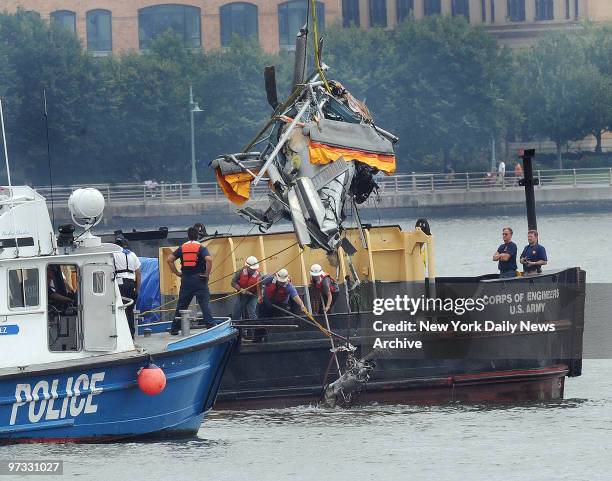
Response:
210,28,399,268
207,25,401,406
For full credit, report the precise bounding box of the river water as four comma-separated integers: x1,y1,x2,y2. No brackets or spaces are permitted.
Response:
4,210,611,480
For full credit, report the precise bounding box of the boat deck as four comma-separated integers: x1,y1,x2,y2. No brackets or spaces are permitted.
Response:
134,326,210,353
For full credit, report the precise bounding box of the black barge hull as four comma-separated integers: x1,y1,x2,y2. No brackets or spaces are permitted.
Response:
214,268,586,408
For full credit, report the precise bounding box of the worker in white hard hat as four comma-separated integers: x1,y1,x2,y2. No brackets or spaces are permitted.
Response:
309,264,339,314
260,268,308,318
230,256,263,319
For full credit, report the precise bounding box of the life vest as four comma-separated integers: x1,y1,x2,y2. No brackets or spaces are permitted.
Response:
238,268,260,293
115,248,135,275
312,273,339,293
181,241,201,268
264,280,289,304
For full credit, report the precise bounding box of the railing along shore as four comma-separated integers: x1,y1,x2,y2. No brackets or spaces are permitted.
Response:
32,167,612,206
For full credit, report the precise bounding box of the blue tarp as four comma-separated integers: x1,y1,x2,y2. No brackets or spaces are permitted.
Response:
136,257,161,325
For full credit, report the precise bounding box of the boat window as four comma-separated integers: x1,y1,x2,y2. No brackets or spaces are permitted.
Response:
92,271,105,295
8,268,40,309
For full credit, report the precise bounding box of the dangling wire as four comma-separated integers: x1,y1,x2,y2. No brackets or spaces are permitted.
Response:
302,0,310,84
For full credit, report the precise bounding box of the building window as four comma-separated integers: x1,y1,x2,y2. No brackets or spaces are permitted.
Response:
138,4,201,50
220,3,258,46
481,0,486,22
50,10,76,34
9,268,39,309
424,0,441,16
397,0,414,23
507,0,525,21
535,0,554,21
24,10,41,20
575,0,579,19
343,0,360,27
565,0,570,19
87,10,112,53
490,0,495,22
452,0,470,20
369,0,387,27
278,1,325,51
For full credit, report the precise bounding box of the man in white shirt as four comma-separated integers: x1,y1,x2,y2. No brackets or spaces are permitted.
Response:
498,161,506,182
113,235,141,338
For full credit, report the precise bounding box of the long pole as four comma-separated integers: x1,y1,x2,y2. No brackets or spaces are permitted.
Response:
490,134,497,172
0,99,19,257
520,149,538,231
321,294,342,377
189,85,198,196
43,90,55,230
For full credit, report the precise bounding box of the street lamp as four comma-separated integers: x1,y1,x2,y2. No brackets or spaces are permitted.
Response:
490,97,505,173
189,85,202,196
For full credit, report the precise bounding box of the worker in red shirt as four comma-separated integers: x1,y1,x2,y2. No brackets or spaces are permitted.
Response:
309,264,339,313
230,256,262,319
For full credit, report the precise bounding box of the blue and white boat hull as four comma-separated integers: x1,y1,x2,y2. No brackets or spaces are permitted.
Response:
0,322,237,443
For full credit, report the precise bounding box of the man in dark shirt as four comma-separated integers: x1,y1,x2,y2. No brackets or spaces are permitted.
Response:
520,230,548,276
492,227,518,279
166,227,214,334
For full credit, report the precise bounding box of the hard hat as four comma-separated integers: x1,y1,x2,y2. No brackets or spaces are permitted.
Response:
310,264,323,276
275,268,289,283
245,256,259,269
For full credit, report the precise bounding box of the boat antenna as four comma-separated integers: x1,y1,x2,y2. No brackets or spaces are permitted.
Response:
0,98,20,257
43,90,56,230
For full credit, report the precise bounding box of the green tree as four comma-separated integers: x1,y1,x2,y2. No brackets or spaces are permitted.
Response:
515,32,602,169
0,10,97,183
580,23,612,153
324,17,515,172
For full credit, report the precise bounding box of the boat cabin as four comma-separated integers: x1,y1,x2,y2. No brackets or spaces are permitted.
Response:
0,187,134,369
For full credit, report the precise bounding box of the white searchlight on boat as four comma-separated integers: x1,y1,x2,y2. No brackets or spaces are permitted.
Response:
68,188,105,247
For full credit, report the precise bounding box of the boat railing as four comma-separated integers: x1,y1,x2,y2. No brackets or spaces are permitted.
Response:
32,167,612,205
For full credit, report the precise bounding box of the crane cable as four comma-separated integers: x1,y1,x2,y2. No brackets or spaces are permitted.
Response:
311,0,331,93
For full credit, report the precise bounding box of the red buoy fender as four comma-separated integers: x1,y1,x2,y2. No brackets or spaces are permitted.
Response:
137,363,167,396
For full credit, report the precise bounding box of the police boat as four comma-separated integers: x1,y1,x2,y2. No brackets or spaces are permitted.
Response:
0,186,238,443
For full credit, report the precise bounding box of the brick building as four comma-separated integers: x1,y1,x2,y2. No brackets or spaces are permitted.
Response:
3,0,612,54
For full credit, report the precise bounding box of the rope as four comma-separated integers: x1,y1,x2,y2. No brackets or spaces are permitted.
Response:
311,0,331,93
207,223,258,277
207,241,299,287
210,248,303,303
138,241,300,316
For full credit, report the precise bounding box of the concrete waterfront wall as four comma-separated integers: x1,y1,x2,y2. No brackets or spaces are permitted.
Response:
360,185,612,209
48,184,612,228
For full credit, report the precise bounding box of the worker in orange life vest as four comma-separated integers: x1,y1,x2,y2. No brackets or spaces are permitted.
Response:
260,268,308,318
230,256,262,319
166,226,214,335
309,264,339,314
